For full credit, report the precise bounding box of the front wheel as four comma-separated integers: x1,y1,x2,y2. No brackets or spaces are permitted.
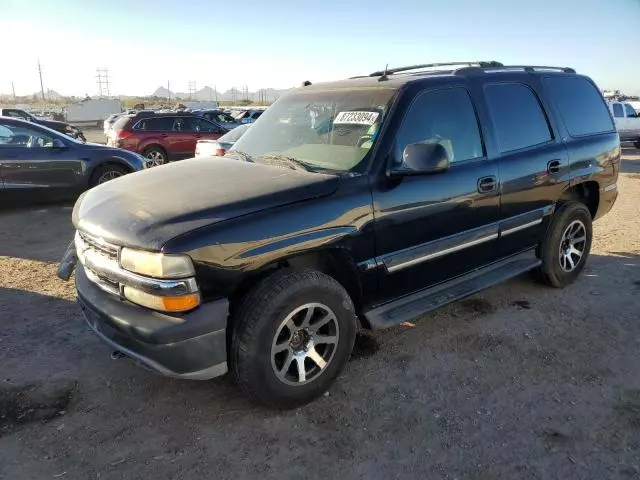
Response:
89,164,127,187
230,270,357,408
535,201,593,288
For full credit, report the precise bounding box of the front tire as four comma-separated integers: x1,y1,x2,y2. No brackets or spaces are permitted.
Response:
89,164,127,187
536,201,592,288
230,270,357,408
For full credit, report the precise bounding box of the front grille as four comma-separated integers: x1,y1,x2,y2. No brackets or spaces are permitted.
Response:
78,232,119,260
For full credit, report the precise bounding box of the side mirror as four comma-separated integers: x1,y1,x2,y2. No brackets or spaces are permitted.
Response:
391,142,450,176
51,138,67,149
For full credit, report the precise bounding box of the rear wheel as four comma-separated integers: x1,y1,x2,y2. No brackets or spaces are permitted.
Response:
535,201,592,288
89,164,127,187
230,270,357,408
143,146,167,167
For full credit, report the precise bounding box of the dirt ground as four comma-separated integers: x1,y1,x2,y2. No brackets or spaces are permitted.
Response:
1,149,639,480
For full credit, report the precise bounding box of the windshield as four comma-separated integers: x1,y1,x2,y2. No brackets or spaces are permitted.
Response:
231,87,396,173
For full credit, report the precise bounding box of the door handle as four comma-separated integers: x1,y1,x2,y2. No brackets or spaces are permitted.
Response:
547,160,561,174
477,176,497,193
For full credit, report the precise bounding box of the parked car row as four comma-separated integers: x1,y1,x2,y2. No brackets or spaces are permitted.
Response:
0,107,86,141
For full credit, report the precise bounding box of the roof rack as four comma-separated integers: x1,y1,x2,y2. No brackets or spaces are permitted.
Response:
369,61,503,77
455,65,576,75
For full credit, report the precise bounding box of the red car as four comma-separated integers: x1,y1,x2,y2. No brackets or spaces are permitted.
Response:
108,113,227,165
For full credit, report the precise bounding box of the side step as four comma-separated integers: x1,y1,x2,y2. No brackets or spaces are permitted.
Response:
364,250,541,330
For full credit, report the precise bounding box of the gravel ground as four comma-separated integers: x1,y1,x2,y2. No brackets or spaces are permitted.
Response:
0,149,639,480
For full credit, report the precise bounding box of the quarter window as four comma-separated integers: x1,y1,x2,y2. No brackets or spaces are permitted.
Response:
543,77,614,136
612,103,624,118
395,87,484,165
485,83,552,153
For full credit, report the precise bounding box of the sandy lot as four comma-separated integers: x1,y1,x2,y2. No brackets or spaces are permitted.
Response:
1,149,639,479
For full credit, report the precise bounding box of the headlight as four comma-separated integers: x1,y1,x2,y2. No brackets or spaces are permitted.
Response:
119,248,195,279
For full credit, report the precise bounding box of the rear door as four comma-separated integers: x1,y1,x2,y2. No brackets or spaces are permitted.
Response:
170,117,197,157
478,80,569,257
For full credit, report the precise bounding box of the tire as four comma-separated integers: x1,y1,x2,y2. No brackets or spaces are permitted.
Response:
535,201,592,288
143,146,168,167
230,269,357,408
89,164,127,187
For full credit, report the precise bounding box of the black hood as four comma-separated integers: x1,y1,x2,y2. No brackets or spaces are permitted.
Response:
73,158,340,250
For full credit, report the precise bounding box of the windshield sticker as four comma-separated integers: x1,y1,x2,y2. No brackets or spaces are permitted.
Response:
333,111,379,125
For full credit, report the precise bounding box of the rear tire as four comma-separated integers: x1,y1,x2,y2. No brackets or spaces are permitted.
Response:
89,164,127,187
535,201,592,288
230,269,357,408
143,146,168,167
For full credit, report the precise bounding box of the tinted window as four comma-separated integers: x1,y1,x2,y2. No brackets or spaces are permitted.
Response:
485,83,552,153
4,110,29,120
543,77,614,136
0,123,54,148
136,117,175,131
624,103,637,117
612,103,624,118
395,88,483,165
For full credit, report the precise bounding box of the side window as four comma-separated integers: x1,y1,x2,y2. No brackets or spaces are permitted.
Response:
0,124,54,148
612,103,624,118
197,118,223,133
145,117,174,131
484,83,552,153
395,87,483,165
172,117,188,132
624,103,637,118
5,110,28,120
543,77,615,136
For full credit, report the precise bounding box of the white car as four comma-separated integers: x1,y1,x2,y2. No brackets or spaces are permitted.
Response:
608,101,640,147
195,124,250,157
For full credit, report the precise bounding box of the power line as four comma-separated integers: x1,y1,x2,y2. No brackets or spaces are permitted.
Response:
37,59,45,101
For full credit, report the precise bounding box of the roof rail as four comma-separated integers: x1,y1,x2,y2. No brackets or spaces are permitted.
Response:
455,65,576,75
369,61,503,77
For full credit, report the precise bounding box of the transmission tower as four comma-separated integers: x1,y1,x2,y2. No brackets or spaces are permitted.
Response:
96,68,111,97
188,81,196,100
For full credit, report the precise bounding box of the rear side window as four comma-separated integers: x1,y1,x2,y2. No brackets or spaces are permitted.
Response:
484,83,552,153
543,77,614,136
624,104,637,117
612,103,624,118
135,117,174,131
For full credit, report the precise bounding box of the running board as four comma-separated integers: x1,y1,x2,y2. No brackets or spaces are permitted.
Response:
364,250,541,330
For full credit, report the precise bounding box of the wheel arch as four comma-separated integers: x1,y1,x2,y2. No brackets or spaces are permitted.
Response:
559,181,599,219
228,248,365,324
87,158,134,187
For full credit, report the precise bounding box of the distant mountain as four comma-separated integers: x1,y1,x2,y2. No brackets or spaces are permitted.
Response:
150,85,289,103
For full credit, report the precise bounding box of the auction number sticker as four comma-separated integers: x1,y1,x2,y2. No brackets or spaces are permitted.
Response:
333,111,379,125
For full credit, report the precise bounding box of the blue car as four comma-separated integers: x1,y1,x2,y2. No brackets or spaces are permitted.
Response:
0,116,145,205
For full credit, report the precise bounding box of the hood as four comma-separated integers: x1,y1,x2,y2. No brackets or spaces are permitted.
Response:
74,158,340,250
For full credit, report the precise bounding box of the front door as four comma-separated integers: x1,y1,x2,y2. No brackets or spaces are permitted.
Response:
371,86,502,304
0,122,81,198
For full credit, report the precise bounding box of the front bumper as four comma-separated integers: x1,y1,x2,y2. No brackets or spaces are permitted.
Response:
76,266,229,380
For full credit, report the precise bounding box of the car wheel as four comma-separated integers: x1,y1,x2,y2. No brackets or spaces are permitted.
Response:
90,164,127,187
143,146,167,167
535,201,592,288
230,269,357,408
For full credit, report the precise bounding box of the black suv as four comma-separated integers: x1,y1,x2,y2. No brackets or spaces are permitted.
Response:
58,61,620,408
0,108,86,141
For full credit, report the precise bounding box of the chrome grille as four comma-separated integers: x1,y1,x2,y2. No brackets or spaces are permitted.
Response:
78,231,119,260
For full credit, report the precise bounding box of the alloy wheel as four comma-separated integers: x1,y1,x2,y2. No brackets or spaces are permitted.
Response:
97,170,123,184
145,150,165,167
270,303,340,386
558,219,587,272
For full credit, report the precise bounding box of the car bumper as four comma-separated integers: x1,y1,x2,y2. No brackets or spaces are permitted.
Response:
76,266,229,380
595,182,618,220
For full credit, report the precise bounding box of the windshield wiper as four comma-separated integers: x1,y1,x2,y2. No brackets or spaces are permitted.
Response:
257,154,312,172
224,150,254,163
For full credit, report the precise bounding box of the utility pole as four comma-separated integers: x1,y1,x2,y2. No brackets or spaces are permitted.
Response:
11,81,16,101
37,58,45,101
214,85,218,103
167,80,171,102
188,81,196,100
96,68,111,97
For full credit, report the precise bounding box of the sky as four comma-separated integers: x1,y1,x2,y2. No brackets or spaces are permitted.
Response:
1,0,640,97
